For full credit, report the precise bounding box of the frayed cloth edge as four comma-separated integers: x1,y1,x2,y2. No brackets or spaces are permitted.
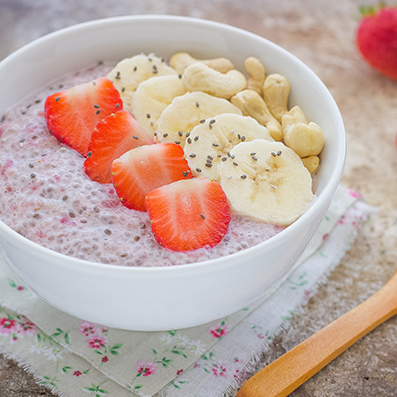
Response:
0,347,68,397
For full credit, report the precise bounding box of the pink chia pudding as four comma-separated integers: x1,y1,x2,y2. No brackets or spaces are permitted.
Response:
0,63,283,267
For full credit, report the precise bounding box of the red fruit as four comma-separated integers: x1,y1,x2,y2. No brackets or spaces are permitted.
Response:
84,110,155,183
111,143,193,212
356,6,397,80
44,77,123,156
146,178,230,251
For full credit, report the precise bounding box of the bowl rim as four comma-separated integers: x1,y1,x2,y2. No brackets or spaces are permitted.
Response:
0,14,346,274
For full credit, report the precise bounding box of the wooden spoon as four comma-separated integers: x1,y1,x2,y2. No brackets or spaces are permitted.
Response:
237,269,397,397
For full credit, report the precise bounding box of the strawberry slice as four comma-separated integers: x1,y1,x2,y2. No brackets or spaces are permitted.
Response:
146,178,231,251
111,143,193,211
84,110,155,183
44,77,122,156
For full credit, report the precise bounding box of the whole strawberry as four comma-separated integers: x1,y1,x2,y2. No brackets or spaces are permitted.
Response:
356,5,397,80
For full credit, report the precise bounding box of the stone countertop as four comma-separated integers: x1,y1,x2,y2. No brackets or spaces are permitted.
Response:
0,0,396,396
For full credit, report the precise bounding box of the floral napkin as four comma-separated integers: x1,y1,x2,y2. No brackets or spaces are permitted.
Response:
0,186,375,397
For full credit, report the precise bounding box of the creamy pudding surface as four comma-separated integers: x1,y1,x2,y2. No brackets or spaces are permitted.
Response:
0,64,282,267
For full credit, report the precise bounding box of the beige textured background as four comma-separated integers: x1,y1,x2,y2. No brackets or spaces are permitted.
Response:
0,0,396,396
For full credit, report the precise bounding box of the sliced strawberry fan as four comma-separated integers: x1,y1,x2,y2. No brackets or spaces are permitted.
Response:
44,75,231,252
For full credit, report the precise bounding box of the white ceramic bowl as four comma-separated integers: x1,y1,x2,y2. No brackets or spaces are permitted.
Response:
0,15,345,331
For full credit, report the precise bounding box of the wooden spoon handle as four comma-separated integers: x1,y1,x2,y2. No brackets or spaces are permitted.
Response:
237,277,397,397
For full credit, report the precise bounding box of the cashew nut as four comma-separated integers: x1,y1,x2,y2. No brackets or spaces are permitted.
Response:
230,89,283,141
245,57,266,96
170,52,235,74
263,73,290,122
182,63,247,100
282,106,325,157
301,155,320,173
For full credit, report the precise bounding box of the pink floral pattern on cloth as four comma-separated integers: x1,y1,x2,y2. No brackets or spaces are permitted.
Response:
87,334,107,349
0,314,38,342
80,321,99,337
0,317,16,334
209,320,228,339
0,186,376,397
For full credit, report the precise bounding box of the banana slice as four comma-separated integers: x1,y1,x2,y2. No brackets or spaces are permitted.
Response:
131,75,187,137
184,113,274,181
156,92,242,147
218,139,314,226
107,53,177,112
